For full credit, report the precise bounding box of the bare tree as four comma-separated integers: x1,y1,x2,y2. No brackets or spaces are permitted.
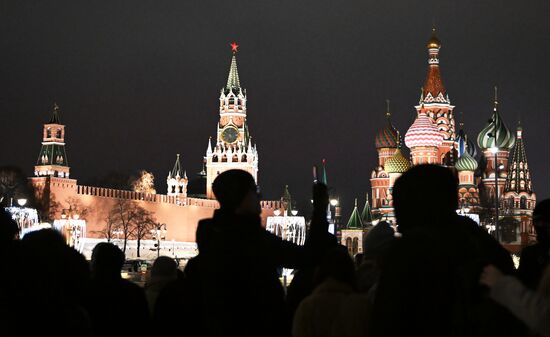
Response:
94,210,117,242
65,196,91,220
131,207,156,257
107,199,141,253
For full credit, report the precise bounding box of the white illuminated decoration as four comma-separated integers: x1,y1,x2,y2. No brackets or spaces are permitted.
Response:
266,212,306,276
5,207,41,238
53,218,87,253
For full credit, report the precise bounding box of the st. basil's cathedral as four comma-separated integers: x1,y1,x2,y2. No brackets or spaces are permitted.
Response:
342,29,536,254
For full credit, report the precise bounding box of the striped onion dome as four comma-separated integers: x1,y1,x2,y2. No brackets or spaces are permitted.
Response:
404,112,444,149
375,120,400,149
477,106,515,150
385,148,411,174
455,150,478,172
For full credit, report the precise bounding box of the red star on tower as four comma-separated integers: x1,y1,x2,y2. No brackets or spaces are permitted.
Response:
230,41,239,53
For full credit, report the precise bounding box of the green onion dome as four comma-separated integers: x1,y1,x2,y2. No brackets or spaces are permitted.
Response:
477,108,515,150
455,151,478,172
385,148,411,174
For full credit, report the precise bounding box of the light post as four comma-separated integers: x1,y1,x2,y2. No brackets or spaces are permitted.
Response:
151,223,167,259
330,198,339,236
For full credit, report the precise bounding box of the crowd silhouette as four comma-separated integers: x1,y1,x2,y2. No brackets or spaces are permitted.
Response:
1,165,549,337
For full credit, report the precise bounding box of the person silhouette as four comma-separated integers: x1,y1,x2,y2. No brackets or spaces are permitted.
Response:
85,242,149,337
370,164,522,337
517,199,550,289
182,169,335,337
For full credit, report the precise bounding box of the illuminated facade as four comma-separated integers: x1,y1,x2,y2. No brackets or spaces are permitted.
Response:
29,45,278,246
205,43,259,199
366,30,536,251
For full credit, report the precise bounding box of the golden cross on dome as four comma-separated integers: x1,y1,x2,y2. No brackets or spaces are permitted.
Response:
230,41,239,53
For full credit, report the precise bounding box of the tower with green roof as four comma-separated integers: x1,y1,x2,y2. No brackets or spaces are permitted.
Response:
34,103,70,178
341,199,369,256
205,42,259,199
477,88,515,204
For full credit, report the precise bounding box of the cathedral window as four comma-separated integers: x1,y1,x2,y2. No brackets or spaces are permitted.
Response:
222,155,227,162
213,155,218,162
233,154,238,162
242,154,247,161
56,129,62,138
47,128,51,138
520,196,527,209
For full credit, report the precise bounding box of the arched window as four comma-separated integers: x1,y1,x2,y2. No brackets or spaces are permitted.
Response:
352,237,359,255
232,154,238,162
345,237,352,255
47,128,51,138
212,155,218,162
56,129,62,138
242,154,247,161
520,196,527,209
222,155,227,162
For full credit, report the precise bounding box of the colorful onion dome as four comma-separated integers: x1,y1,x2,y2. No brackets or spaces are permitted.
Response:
456,128,478,158
375,121,400,149
477,106,515,150
385,148,411,174
427,28,441,49
404,112,444,149
455,151,478,172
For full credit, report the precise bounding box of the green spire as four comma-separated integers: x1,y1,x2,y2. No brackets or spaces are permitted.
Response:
346,198,363,229
361,194,373,224
226,53,241,91
320,159,328,185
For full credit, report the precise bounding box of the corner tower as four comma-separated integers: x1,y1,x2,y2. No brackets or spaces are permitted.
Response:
34,103,70,178
205,42,259,199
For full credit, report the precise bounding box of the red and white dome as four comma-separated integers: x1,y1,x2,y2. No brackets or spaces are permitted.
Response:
404,112,443,149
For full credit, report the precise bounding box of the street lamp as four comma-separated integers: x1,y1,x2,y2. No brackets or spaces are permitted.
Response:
329,198,339,236
151,223,167,259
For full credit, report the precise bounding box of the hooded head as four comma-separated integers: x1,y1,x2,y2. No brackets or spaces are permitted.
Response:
212,170,260,215
393,164,458,234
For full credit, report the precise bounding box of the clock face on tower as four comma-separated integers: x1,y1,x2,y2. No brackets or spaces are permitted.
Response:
221,126,239,144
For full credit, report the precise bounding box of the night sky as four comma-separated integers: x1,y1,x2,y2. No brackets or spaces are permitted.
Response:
2,1,550,217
